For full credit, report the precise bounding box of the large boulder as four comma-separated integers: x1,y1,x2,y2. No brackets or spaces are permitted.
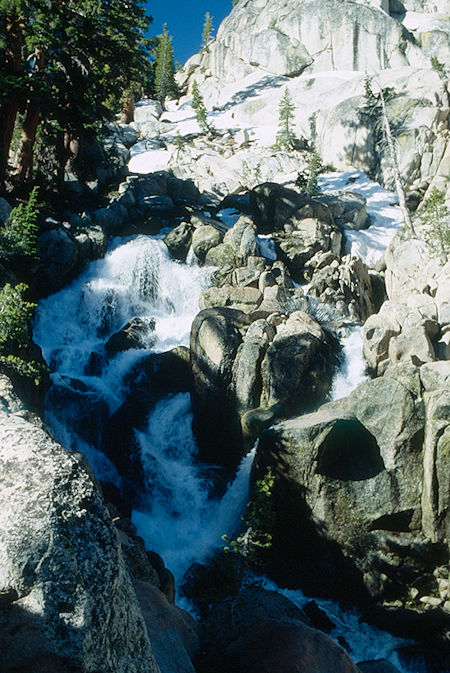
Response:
197,585,361,673
253,364,448,608
164,222,193,261
309,254,374,321
0,411,160,673
190,307,249,467
192,225,223,263
259,310,337,416
134,582,199,673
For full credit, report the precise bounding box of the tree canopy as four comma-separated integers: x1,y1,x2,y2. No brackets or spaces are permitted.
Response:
0,0,153,192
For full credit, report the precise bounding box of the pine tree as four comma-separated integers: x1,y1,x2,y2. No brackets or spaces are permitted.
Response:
0,0,153,191
191,80,214,135
202,12,213,52
275,88,296,150
154,23,178,110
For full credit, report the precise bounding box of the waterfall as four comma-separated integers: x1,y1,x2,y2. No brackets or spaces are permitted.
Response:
33,178,423,672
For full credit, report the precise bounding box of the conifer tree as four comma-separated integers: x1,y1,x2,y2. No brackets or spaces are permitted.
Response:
191,80,213,135
154,23,178,110
0,0,153,191
202,12,213,52
275,88,296,150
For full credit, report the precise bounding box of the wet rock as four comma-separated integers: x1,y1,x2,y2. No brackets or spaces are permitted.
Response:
357,660,401,673
135,582,199,673
190,307,249,467
47,378,109,447
36,228,79,295
105,317,156,356
164,221,193,261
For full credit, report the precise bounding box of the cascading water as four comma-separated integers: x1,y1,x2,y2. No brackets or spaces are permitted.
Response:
34,232,255,587
34,178,427,673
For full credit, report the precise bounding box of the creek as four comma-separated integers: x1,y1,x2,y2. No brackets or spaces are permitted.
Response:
34,175,430,673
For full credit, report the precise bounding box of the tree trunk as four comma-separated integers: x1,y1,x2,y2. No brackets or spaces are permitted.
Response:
120,92,135,124
15,49,45,186
16,103,41,184
379,86,416,237
0,12,23,189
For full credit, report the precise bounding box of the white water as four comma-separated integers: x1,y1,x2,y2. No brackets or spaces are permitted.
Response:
133,394,255,582
33,197,424,672
330,326,369,400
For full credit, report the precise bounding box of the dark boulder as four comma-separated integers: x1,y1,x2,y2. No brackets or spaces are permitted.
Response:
196,585,361,673
190,307,250,468
105,317,156,356
164,221,193,261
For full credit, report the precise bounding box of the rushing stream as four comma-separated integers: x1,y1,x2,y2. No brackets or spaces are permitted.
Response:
33,176,435,672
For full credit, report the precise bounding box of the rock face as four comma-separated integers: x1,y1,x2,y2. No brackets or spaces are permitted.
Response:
175,0,448,195
0,411,160,673
253,361,448,617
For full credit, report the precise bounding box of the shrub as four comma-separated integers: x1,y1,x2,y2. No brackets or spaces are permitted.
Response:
0,283,44,383
0,187,40,264
295,151,324,195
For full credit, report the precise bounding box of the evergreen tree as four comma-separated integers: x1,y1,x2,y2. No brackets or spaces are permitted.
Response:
191,80,214,135
153,23,178,110
202,11,213,52
275,88,296,150
0,0,153,191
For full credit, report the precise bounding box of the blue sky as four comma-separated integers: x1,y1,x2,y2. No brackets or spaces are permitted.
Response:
146,1,233,66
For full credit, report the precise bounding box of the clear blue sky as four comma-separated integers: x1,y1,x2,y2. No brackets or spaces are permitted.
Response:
145,1,233,66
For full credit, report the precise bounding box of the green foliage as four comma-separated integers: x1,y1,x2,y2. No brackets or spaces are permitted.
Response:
191,80,214,134
0,0,154,187
0,187,39,263
154,23,178,108
431,56,444,73
173,131,186,160
295,151,324,195
222,468,275,562
421,188,450,258
201,11,213,51
0,282,44,383
275,88,296,150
